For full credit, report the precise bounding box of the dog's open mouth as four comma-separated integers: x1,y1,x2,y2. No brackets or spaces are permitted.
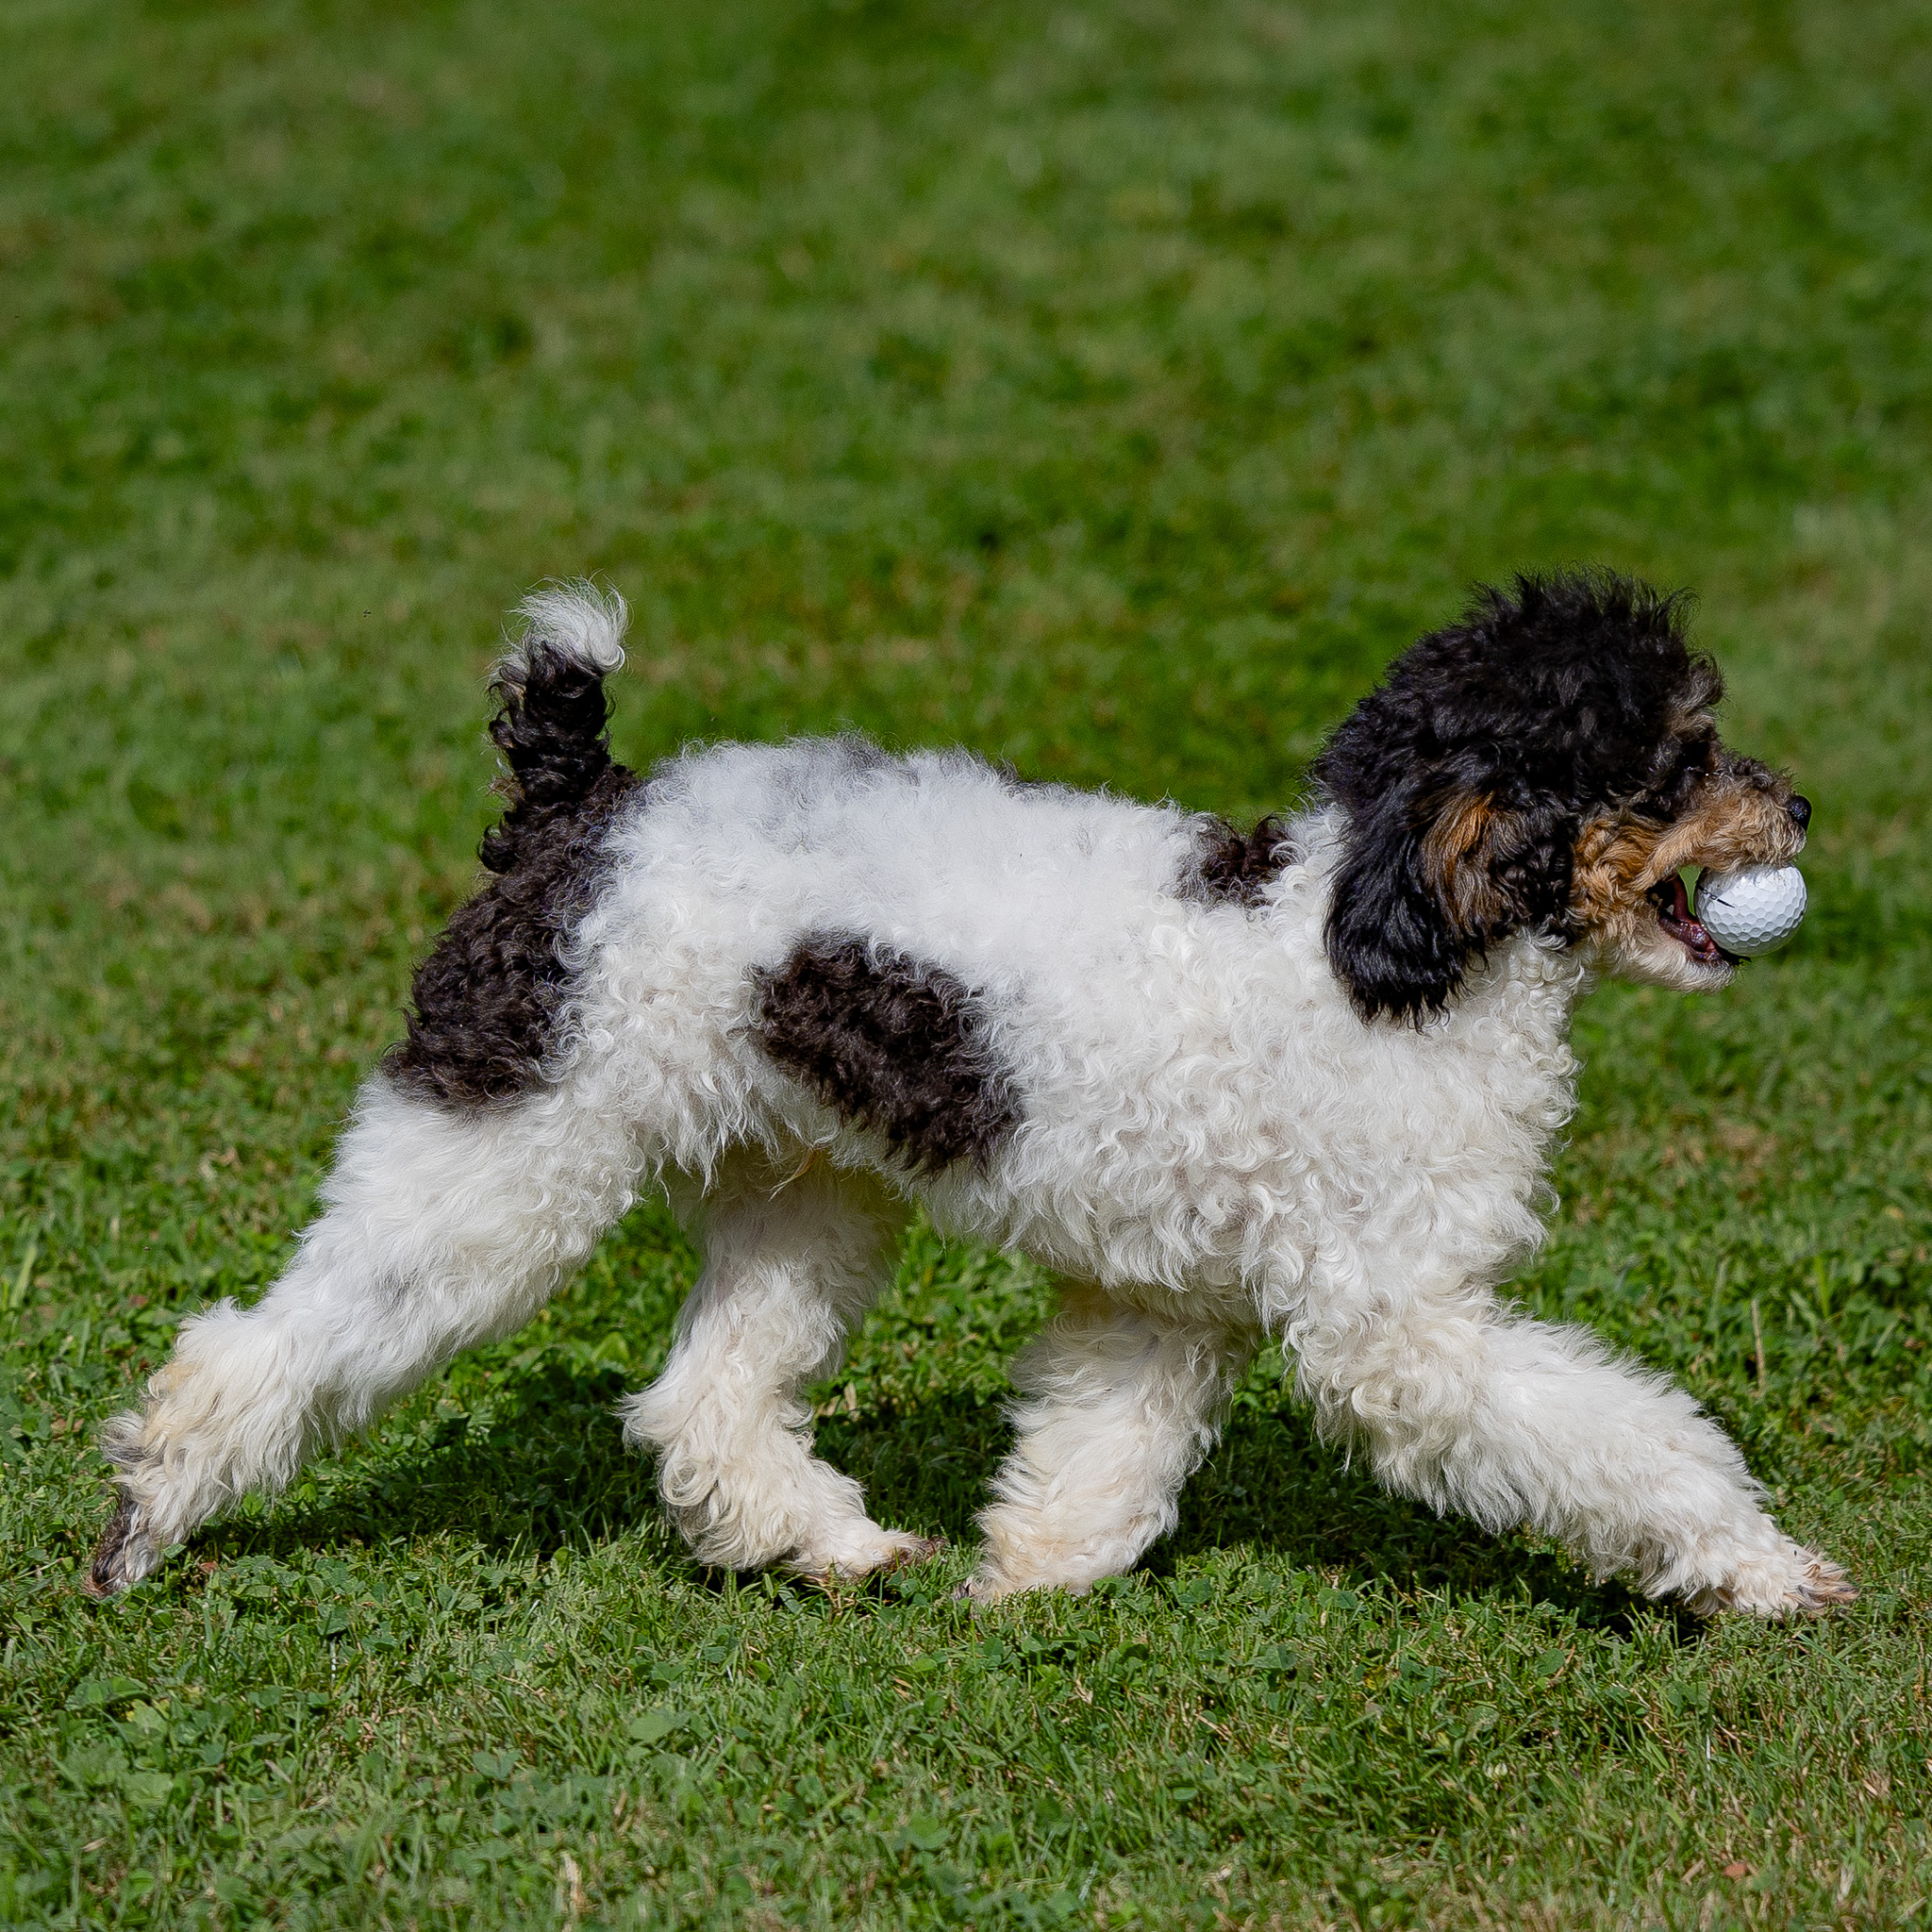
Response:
1648,872,1736,967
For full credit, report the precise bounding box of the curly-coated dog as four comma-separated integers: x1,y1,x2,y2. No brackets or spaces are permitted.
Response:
90,570,1852,1615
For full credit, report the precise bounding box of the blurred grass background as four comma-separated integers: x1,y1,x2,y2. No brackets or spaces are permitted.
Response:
2,0,1930,1925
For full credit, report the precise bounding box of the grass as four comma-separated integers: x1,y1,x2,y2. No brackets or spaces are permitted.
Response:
3,0,1931,1924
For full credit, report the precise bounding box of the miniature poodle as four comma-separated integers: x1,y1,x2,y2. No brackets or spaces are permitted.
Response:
89,569,1851,1616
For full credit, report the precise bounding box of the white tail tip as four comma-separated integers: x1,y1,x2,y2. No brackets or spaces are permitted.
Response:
499,580,628,681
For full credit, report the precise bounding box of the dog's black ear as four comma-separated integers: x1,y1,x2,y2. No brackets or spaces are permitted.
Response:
1321,785,1474,1024
1324,785,1573,1023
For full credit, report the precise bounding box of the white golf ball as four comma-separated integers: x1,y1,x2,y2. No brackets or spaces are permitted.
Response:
1693,865,1807,958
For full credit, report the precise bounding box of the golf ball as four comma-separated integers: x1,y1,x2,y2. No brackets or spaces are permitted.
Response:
1693,865,1807,957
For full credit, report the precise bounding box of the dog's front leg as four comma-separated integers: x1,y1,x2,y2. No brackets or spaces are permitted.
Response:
1295,1302,1853,1614
966,1286,1253,1601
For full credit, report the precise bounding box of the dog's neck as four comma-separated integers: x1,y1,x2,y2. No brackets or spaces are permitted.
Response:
1451,930,1590,1039
1434,934,1590,1158
1294,808,1590,1056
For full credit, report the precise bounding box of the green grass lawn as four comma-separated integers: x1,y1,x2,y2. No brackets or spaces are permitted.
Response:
3,0,1931,1924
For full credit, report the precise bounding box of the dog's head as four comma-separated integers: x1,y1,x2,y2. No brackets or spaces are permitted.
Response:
1313,570,1808,1023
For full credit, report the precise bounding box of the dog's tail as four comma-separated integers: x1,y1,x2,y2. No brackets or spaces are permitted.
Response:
489,580,628,806
481,582,632,870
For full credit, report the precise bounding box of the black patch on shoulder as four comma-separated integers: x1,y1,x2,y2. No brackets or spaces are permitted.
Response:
1179,814,1296,908
754,935,1020,1171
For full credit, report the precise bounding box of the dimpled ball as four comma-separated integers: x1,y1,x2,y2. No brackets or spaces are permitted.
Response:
1694,865,1807,958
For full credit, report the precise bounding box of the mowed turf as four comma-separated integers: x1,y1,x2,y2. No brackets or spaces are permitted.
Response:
3,0,1931,1924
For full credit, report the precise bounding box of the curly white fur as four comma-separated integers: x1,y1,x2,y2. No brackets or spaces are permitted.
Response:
500,580,628,682
92,698,1849,1613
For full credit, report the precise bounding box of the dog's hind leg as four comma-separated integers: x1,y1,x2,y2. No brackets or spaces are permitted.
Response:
965,1286,1253,1601
622,1151,937,1580
89,1076,641,1595
1295,1301,1854,1616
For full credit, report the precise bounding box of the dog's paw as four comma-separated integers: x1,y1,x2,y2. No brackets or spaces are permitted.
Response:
1687,1541,1857,1618
792,1526,943,1583
958,1563,1070,1604
85,1494,166,1599
958,1571,1022,1604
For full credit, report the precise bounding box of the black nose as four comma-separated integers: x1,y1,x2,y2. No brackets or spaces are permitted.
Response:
1788,794,1812,830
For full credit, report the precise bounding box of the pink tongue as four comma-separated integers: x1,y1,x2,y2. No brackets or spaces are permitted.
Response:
1670,875,1719,954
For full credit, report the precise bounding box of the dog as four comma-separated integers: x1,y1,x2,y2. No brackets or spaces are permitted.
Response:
89,568,1852,1615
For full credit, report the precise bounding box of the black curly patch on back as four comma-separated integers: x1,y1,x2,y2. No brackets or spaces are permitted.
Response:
385,643,641,1108
754,935,1020,1171
1179,814,1296,907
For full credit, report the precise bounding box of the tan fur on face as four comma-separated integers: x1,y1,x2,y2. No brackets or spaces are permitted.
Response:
1572,757,1804,984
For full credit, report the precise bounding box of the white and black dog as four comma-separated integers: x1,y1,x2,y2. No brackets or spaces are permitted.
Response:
91,571,1852,1614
